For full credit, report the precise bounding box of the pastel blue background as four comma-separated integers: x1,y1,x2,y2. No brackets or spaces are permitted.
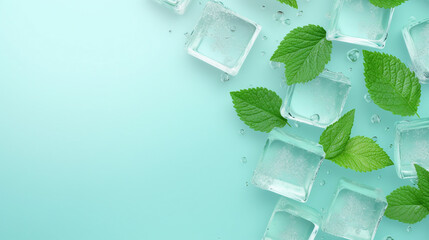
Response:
0,0,428,239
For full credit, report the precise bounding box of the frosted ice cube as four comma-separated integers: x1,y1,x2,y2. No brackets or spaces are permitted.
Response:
394,118,429,179
264,198,322,240
186,1,261,76
280,70,351,128
403,18,429,84
323,179,387,240
252,129,325,202
326,0,394,49
152,0,191,14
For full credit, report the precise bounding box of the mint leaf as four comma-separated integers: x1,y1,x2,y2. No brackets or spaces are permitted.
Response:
415,164,429,210
271,25,332,85
370,0,407,8
363,50,421,116
385,186,429,224
330,136,393,172
319,109,355,159
278,0,298,9
230,88,288,133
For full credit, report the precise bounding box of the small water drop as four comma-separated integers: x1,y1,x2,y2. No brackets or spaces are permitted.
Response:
326,170,331,175
364,93,372,103
347,49,360,62
240,129,245,135
310,114,320,122
389,144,393,149
245,181,249,187
377,175,382,180
220,72,230,82
168,29,172,33
320,180,326,186
261,5,266,10
260,51,266,56
372,136,378,142
385,127,390,131
406,226,412,232
262,35,267,40
385,236,394,240
230,25,237,32
241,157,247,164
273,11,284,21
371,114,381,124
270,61,281,69
282,18,291,25
349,67,353,72
321,208,326,213
297,10,303,16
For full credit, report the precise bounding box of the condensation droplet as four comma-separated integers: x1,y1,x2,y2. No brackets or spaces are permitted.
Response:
261,5,266,10
230,25,236,32
406,226,412,232
220,72,230,82
245,181,249,187
273,11,284,21
320,180,326,186
310,114,320,122
364,93,372,103
385,236,394,240
321,208,326,213
349,67,353,72
270,61,281,69
168,29,172,33
389,144,393,149
377,175,382,180
297,10,303,16
385,127,390,131
347,49,360,62
283,18,291,25
241,157,247,164
371,114,381,124
260,51,266,56
372,136,378,142
262,35,267,40
240,129,245,135
326,170,331,175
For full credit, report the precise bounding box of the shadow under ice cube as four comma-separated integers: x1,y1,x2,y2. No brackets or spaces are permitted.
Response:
252,129,325,202
323,179,387,240
326,0,394,49
186,1,261,76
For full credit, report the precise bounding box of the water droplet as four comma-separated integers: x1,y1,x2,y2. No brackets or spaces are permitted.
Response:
261,5,266,10
273,11,284,21
371,114,381,124
245,181,249,187
270,61,281,69
349,67,353,72
326,170,331,175
184,32,190,38
241,157,247,164
377,175,382,180
385,236,394,240
239,129,245,135
168,29,172,33
372,136,378,142
385,127,390,131
230,25,237,32
347,49,360,62
364,93,372,103
260,51,266,56
321,208,326,213
199,1,202,5
282,18,291,25
406,226,412,232
220,72,230,82
262,35,267,40
310,114,320,122
320,180,326,186
389,144,393,149
297,10,303,16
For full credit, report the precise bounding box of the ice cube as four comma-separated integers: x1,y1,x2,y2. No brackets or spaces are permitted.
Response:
280,70,351,128
326,0,394,49
264,197,322,240
394,118,429,179
186,1,261,76
152,0,191,14
323,179,387,240
403,18,429,84
252,129,325,202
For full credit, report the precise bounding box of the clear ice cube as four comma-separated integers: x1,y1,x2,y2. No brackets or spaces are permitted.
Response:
264,198,322,240
323,179,387,240
403,18,429,84
394,118,429,179
186,1,261,76
326,0,394,49
152,0,191,14
280,70,351,128
252,129,325,202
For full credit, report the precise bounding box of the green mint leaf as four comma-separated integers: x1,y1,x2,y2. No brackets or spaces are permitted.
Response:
363,50,421,116
319,109,355,159
329,136,393,172
230,87,288,133
370,0,407,8
278,0,298,9
415,164,429,210
271,24,332,85
385,186,429,224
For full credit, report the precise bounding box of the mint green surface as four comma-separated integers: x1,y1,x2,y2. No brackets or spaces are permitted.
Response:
0,0,428,239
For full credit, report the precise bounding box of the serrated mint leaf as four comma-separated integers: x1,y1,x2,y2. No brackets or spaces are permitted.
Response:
363,50,421,116
278,0,298,9
385,186,429,224
230,87,288,133
319,109,355,159
370,0,407,8
415,164,429,209
330,136,393,172
271,24,332,85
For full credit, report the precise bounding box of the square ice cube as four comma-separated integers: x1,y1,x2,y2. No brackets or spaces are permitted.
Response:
322,179,387,240
263,197,322,240
252,129,325,202
326,0,394,49
280,70,351,128
186,1,261,76
394,118,429,179
403,18,429,84
152,0,191,14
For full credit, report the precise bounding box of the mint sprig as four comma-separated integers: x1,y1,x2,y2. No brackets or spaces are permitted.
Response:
319,109,393,172
278,0,298,9
386,164,429,224
271,25,332,85
370,0,408,8
230,88,288,133
363,50,421,116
